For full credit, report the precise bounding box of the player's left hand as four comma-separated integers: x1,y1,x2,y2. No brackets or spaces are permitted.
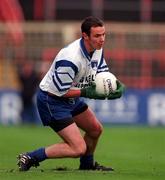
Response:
107,80,126,100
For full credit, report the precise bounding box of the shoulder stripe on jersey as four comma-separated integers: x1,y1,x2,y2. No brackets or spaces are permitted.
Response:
52,75,71,92
55,71,73,86
97,51,109,72
98,64,108,69
97,52,104,69
52,60,78,92
55,60,78,74
97,69,109,73
57,71,74,80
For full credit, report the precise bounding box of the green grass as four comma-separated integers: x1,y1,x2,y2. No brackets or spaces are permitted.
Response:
0,125,165,180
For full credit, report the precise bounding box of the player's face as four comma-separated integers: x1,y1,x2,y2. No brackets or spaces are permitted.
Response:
84,26,105,52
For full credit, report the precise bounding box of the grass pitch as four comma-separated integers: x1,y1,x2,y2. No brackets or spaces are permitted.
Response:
0,125,164,180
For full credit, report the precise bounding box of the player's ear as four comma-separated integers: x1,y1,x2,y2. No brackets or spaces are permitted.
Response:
82,32,89,40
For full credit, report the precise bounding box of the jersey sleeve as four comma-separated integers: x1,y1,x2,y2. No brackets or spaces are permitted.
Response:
97,53,109,73
52,60,79,94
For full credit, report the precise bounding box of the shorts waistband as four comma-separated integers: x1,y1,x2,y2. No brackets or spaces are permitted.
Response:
39,89,74,101
48,91,58,97
39,89,60,98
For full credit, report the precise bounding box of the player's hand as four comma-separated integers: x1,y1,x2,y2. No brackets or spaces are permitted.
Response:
107,80,126,100
81,82,106,100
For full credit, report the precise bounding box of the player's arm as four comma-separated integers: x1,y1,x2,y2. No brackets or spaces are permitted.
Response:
63,88,81,97
63,83,106,100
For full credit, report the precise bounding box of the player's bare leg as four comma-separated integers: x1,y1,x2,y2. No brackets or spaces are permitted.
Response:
17,108,113,171
74,107,103,155
46,107,104,163
17,123,87,171
45,123,86,158
73,107,114,171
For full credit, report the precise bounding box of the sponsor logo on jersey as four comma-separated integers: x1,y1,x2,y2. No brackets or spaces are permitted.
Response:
74,74,95,88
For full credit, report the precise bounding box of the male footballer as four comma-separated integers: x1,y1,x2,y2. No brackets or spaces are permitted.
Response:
17,16,125,171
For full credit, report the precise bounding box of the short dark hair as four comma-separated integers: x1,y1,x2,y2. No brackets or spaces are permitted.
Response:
81,16,104,36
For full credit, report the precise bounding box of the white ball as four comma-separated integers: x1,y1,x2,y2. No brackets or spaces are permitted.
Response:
95,72,117,96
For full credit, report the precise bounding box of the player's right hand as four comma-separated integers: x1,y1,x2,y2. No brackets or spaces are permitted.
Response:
80,82,106,100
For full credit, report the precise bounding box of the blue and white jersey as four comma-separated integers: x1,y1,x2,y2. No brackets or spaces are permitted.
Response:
40,38,109,96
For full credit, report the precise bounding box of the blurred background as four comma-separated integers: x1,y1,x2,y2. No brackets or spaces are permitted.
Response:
0,0,165,126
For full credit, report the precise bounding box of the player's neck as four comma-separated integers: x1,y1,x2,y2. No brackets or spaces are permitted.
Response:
89,51,94,58
83,39,95,55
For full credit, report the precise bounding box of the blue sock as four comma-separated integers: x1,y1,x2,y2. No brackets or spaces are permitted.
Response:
80,154,94,166
27,148,47,162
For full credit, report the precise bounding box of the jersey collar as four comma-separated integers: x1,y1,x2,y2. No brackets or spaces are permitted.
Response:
80,38,93,61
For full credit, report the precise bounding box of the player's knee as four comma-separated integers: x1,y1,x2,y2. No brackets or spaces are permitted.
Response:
90,123,103,138
95,123,103,137
73,141,86,157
